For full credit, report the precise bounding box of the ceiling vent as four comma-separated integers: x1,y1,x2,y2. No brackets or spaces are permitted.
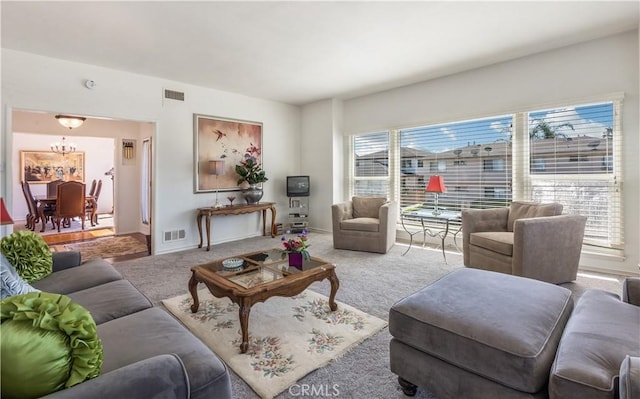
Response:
164,89,185,102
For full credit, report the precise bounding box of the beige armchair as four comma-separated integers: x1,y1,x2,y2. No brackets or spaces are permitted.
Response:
332,196,397,254
462,201,587,284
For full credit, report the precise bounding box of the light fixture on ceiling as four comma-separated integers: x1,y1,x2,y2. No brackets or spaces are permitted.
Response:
55,114,86,129
50,136,77,156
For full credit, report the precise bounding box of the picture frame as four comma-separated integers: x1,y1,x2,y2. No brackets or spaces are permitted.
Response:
193,114,263,193
20,151,85,183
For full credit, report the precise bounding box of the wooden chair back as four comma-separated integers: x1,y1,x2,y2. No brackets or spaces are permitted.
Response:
47,179,64,197
20,181,37,229
88,179,97,196
93,180,103,201
55,181,86,231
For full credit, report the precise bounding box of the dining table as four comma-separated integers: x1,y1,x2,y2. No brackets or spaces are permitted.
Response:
35,195,96,232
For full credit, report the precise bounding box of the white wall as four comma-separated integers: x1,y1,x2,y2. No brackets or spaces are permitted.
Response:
1,49,301,254
337,30,639,275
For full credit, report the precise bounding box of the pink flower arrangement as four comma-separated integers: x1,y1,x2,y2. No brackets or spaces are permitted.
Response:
281,230,310,260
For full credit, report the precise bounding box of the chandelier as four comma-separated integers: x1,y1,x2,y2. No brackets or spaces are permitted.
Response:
55,115,86,129
51,137,77,155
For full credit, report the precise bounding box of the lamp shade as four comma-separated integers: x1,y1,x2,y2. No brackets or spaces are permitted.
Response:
208,160,225,176
0,198,13,225
425,175,446,193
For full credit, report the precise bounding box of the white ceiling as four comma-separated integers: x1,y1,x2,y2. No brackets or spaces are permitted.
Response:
2,1,638,105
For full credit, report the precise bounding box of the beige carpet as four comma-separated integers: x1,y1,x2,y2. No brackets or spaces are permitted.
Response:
65,235,147,260
163,288,387,399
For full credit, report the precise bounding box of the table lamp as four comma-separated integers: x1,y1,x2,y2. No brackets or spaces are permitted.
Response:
0,197,14,225
425,175,446,215
208,160,225,208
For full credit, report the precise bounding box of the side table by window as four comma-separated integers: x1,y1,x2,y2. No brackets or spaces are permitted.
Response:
400,206,462,263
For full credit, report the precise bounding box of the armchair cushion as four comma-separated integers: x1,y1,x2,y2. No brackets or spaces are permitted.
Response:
340,217,380,232
352,196,387,219
468,232,514,256
507,201,563,232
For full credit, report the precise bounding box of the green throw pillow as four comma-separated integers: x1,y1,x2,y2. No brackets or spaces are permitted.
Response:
0,230,53,283
0,292,103,399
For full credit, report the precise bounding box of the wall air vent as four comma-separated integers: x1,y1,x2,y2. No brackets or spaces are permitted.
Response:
163,229,186,242
164,89,185,101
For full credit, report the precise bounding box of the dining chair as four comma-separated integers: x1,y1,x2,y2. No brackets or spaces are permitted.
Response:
85,179,102,226
54,181,86,232
21,181,54,231
88,179,97,196
46,179,64,197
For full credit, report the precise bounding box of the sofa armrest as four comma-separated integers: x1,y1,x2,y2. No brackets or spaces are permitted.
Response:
379,201,398,241
620,356,640,399
41,354,190,399
51,251,82,272
332,201,353,225
513,214,587,284
622,278,640,306
461,207,509,265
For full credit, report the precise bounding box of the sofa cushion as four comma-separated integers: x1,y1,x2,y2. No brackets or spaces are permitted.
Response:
1,292,103,398
32,258,122,294
549,290,640,399
389,268,573,393
67,280,153,325
0,230,53,283
340,217,380,232
469,231,514,256
352,196,387,219
507,201,563,232
98,307,231,399
1,253,40,299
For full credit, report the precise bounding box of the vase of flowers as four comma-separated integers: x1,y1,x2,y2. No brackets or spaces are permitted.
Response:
281,230,310,267
235,158,268,204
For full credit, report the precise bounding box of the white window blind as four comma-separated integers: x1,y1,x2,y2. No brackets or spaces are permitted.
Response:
351,132,390,197
398,115,513,211
522,101,622,249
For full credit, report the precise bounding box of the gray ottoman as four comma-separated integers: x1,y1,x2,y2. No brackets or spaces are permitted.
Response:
389,268,573,398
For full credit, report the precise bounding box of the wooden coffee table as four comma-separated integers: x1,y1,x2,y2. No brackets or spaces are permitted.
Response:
188,250,340,353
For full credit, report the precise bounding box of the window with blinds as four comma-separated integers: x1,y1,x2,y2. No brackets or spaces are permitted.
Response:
398,115,513,210
523,101,622,249
352,132,390,197
348,98,624,254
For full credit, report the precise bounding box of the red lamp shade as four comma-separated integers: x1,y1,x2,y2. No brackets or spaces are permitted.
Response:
0,198,14,225
425,175,446,193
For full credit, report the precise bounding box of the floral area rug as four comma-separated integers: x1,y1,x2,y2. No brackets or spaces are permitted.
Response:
64,236,147,260
162,289,387,399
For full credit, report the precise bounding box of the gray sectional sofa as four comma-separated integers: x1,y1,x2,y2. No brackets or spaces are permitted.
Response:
32,252,232,399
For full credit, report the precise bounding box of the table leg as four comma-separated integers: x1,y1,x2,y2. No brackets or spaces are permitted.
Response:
269,205,276,237
239,302,251,353
38,205,46,232
205,214,211,251
328,270,340,311
261,209,266,236
197,213,204,249
189,273,200,313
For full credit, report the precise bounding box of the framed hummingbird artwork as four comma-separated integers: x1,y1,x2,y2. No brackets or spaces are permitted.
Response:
193,114,263,193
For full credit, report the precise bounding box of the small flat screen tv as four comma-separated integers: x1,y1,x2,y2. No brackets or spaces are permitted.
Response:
287,176,310,197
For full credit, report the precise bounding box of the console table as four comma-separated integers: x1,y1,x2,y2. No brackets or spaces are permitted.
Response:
197,202,277,251
400,207,462,263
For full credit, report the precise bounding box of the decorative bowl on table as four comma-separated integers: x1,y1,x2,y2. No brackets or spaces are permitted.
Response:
222,257,244,272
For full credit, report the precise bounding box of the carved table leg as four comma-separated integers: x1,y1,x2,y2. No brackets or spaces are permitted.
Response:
188,273,200,313
328,270,340,311
197,213,204,249
205,214,211,251
239,302,251,353
398,376,417,396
